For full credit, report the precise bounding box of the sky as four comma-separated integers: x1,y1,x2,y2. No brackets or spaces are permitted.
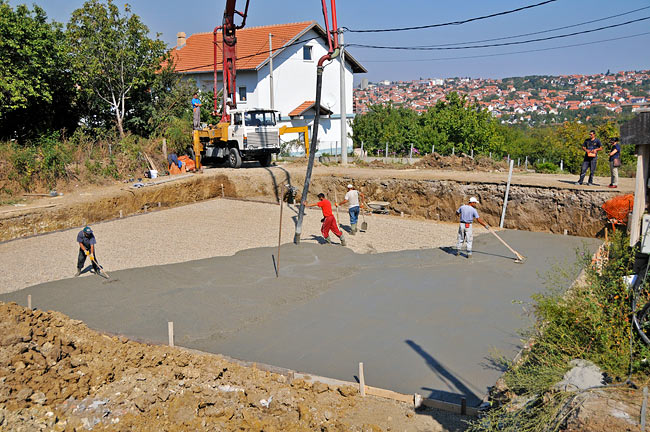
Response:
8,0,650,84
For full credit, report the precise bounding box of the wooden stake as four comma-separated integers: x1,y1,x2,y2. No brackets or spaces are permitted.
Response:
27,295,32,310
359,362,365,396
500,159,514,228
642,386,647,430
461,397,467,415
119,210,123,218
221,184,225,197
168,321,174,347
277,187,284,278
162,138,167,164
605,227,608,243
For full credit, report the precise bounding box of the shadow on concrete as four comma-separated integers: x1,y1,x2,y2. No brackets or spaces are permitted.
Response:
439,246,514,261
307,235,328,245
406,339,482,407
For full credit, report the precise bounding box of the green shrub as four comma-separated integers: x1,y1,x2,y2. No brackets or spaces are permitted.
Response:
534,161,559,174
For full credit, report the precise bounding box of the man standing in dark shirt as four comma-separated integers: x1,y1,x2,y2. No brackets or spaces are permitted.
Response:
608,137,621,188
576,130,602,186
75,226,100,276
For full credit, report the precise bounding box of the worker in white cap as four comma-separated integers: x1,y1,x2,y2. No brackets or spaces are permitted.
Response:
336,184,364,235
456,196,489,258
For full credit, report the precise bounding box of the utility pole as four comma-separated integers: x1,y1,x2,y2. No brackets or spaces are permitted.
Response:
268,33,274,110
339,31,347,164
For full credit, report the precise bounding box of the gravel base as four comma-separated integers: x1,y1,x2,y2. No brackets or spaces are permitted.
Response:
0,198,478,294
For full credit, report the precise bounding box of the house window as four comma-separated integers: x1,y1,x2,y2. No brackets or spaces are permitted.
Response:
303,46,312,61
238,86,247,102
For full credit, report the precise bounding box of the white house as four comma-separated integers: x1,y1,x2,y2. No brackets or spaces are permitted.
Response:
172,21,366,156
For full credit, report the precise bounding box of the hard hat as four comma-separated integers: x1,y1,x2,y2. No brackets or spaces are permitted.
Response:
469,197,479,204
347,184,354,189
83,226,93,234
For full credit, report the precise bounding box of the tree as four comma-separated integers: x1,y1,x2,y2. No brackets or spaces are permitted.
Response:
0,1,79,140
66,0,167,137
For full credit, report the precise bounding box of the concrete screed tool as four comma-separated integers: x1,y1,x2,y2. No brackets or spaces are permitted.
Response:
486,227,526,264
90,256,110,279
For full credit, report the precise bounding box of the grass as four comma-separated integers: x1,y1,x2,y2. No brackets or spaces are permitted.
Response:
467,231,650,431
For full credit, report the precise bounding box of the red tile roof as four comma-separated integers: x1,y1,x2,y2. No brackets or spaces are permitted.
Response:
288,101,333,117
172,21,365,74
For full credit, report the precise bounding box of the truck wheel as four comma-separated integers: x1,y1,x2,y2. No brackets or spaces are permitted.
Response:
258,154,272,167
228,148,242,168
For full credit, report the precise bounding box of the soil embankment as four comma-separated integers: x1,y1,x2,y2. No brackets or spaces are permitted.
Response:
0,165,624,242
0,301,462,431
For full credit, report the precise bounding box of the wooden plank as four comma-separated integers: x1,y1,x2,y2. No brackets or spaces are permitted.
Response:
0,204,57,215
422,398,479,416
365,385,413,404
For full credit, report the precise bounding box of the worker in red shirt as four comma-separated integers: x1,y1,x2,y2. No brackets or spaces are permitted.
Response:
304,193,347,246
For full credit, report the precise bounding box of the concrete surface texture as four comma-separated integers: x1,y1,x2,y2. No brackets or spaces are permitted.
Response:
1,230,598,407
0,199,464,294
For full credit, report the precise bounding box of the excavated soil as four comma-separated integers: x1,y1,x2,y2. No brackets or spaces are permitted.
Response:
0,302,466,431
0,165,621,243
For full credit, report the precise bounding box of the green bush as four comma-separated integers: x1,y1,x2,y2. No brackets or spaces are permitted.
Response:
534,161,559,174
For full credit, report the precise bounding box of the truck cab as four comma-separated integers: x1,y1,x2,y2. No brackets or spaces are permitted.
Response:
193,108,281,168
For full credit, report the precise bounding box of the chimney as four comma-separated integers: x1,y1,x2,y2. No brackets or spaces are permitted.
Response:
176,32,186,49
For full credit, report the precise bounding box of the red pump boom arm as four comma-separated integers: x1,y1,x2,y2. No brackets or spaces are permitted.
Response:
212,1,339,123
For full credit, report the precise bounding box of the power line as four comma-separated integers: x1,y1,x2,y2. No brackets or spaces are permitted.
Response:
347,15,650,50
174,36,319,73
357,31,650,63
417,5,650,47
343,0,559,33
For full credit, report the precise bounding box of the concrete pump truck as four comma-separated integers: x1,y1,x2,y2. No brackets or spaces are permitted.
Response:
192,0,324,169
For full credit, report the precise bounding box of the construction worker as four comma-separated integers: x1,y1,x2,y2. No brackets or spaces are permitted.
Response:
576,130,602,186
456,197,489,259
75,226,100,276
304,193,347,246
191,93,202,130
335,184,364,235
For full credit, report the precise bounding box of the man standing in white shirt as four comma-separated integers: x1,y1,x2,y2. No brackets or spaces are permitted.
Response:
336,184,364,235
456,197,489,258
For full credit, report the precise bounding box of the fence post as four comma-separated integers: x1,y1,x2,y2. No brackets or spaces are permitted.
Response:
385,143,388,161
500,160,514,229
525,156,528,170
409,143,413,161
452,146,455,156
432,144,435,154
560,159,564,171
470,149,474,158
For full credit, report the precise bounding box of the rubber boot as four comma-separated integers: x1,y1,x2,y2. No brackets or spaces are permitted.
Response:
339,233,347,246
351,224,357,235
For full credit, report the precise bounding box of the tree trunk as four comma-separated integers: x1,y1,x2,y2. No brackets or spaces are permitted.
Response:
115,112,125,138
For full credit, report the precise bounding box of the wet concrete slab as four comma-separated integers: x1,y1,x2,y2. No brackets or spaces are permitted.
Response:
1,230,598,406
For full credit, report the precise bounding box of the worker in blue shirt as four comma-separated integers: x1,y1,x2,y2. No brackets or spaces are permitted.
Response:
456,197,489,259
191,93,202,130
576,130,602,186
75,226,100,276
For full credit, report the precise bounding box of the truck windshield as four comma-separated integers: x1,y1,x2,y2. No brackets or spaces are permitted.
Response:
244,111,276,126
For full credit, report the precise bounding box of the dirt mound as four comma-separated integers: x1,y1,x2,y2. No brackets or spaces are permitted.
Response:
414,153,509,172
0,302,458,431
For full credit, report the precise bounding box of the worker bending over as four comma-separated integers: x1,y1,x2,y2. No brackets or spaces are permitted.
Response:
75,226,100,276
335,184,364,235
304,193,347,246
456,197,489,258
